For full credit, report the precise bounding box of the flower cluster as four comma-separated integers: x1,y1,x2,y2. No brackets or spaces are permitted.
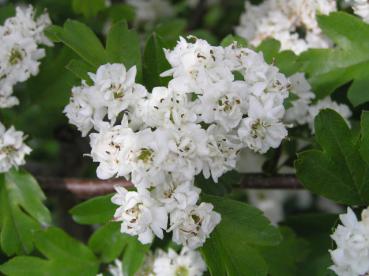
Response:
236,0,337,54
285,73,351,131
65,37,292,248
100,247,206,276
0,122,31,173
0,5,52,108
330,207,369,276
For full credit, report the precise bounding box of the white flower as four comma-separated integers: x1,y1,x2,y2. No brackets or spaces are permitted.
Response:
89,64,148,124
152,178,200,212
195,81,249,131
238,96,288,154
284,73,316,126
89,125,135,179
203,125,241,182
161,37,233,94
350,0,369,23
1,6,52,46
153,247,207,276
170,202,221,249
236,0,336,54
0,123,31,172
138,86,196,128
112,186,168,244
107,259,124,276
64,84,100,136
330,207,369,276
308,97,352,132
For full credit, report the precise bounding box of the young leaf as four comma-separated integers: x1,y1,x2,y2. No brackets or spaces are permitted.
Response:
260,227,309,276
106,21,142,81
88,222,129,263
0,227,99,276
299,12,369,104
66,59,95,84
201,194,281,276
0,169,51,256
155,19,186,48
72,0,106,18
220,34,247,47
69,194,115,224
122,236,150,276
48,20,108,68
360,111,369,165
143,33,171,90
295,109,369,205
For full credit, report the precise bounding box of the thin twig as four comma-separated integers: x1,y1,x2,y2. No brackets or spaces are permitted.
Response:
36,174,303,199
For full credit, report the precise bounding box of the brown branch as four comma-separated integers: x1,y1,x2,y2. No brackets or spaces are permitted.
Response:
36,174,303,199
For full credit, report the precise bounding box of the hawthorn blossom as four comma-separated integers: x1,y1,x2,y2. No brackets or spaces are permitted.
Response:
112,186,167,244
330,207,369,276
66,37,292,247
0,5,51,108
284,73,316,126
308,97,352,132
350,0,369,23
236,0,336,54
0,123,31,173
127,0,174,24
170,203,221,249
153,247,206,276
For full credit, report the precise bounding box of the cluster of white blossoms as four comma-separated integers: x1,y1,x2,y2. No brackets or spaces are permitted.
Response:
0,123,31,173
330,207,369,276
0,5,52,108
347,0,369,23
64,37,294,248
236,0,337,54
284,73,351,131
100,247,206,276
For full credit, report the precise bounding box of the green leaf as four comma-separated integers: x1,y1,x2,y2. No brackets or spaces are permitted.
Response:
256,39,301,76
220,34,247,47
295,109,369,205
201,195,281,276
70,194,115,225
66,59,95,84
88,222,128,263
48,20,108,68
155,19,186,48
89,221,149,276
299,12,369,104
360,111,369,164
0,169,51,256
0,4,15,25
72,0,106,17
105,4,135,23
122,236,150,276
284,214,338,276
0,227,99,276
260,227,309,276
106,21,142,81
143,33,171,90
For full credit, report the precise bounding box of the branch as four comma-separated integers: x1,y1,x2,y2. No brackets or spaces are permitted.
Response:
36,174,303,198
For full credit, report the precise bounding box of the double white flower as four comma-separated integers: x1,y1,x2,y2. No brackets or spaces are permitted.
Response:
236,0,337,54
330,207,369,276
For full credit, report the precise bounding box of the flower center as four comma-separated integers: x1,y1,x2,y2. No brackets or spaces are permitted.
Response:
138,148,153,163
175,266,189,276
9,48,23,65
